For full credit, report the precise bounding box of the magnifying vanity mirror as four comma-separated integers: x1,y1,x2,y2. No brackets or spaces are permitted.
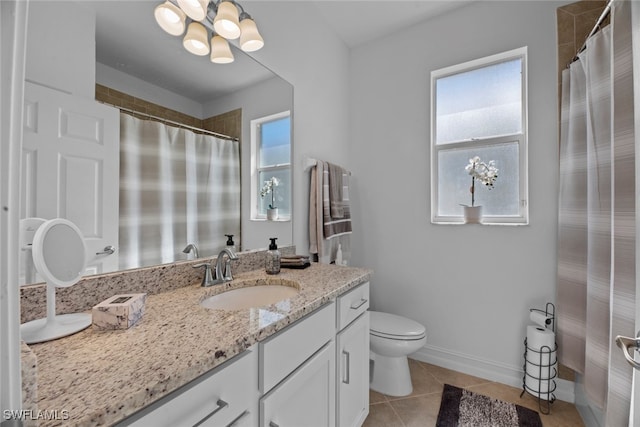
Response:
19,1,294,287
21,218,92,343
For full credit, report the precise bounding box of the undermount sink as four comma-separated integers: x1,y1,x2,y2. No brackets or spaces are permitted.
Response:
200,281,300,310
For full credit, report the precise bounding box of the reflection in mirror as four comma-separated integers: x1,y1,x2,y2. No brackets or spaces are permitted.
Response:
20,1,293,285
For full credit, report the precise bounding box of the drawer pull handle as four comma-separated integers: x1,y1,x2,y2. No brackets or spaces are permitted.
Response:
226,410,249,427
350,298,368,310
342,350,351,384
269,422,280,427
193,399,228,427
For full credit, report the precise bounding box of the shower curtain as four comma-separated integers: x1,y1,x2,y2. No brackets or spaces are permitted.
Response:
556,1,635,425
119,114,240,269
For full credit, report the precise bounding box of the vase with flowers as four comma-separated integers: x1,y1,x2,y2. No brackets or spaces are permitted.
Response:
260,177,280,220
462,156,498,223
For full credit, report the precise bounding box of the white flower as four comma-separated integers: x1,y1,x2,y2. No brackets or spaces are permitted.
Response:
260,177,280,209
466,157,498,188
464,156,498,207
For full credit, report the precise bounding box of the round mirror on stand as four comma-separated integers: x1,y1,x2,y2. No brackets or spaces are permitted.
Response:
20,218,91,344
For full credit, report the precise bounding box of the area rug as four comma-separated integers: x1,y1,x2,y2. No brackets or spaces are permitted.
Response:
436,384,543,427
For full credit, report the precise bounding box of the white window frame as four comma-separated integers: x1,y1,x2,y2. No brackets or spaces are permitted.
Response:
430,47,529,225
250,110,291,221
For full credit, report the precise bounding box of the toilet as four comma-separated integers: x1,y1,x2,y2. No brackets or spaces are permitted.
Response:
369,311,427,396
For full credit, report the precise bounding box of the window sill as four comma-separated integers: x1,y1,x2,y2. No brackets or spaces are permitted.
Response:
251,217,291,223
432,220,529,226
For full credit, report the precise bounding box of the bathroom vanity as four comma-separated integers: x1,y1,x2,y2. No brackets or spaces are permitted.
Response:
25,263,371,426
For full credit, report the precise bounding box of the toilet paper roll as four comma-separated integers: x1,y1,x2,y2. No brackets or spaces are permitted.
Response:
525,325,557,401
530,310,553,328
526,325,555,351
526,325,558,372
526,325,557,366
525,369,556,400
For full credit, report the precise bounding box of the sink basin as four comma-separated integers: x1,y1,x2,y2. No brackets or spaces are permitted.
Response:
200,283,299,310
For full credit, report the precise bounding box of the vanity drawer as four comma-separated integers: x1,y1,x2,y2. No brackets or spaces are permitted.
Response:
259,302,335,394
121,346,258,427
337,282,370,331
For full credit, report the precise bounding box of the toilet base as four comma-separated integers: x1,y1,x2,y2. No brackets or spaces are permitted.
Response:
370,353,413,397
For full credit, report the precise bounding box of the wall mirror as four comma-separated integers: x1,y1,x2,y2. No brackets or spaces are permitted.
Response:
20,0,294,286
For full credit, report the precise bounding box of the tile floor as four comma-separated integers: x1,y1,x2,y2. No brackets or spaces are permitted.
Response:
363,359,585,427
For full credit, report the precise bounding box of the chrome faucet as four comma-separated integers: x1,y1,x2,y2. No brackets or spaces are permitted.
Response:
214,247,238,283
184,243,214,287
182,243,199,259
193,247,238,287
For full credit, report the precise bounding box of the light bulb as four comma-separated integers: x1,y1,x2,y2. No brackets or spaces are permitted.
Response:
154,1,186,36
210,35,234,64
177,0,208,21
239,17,263,52
183,22,210,56
213,1,241,39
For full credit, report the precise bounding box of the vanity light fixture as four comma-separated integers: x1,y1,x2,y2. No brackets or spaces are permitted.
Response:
154,0,264,64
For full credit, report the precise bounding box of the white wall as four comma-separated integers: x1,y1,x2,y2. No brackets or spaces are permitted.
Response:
96,63,205,119
241,1,351,254
348,1,562,387
26,1,95,97
203,76,294,251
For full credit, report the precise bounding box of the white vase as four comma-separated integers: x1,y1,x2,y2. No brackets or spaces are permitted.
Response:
267,208,278,221
463,205,482,224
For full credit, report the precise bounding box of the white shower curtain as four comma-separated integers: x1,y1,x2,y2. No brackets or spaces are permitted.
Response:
119,114,240,269
556,1,636,425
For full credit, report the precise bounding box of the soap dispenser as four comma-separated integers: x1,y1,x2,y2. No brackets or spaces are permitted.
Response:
336,243,343,266
225,234,236,252
265,238,281,275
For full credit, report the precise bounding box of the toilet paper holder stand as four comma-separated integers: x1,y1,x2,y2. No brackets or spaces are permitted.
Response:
521,302,557,415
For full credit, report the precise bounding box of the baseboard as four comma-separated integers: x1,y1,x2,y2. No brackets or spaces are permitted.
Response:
412,344,575,404
574,373,604,427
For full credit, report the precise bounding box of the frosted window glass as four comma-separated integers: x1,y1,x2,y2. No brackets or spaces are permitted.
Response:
438,142,520,216
259,169,291,216
259,116,291,167
436,59,522,144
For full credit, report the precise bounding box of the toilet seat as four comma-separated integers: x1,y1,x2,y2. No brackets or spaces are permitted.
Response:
370,311,426,341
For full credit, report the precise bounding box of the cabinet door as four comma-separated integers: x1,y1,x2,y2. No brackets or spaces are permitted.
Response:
337,312,369,427
261,341,336,427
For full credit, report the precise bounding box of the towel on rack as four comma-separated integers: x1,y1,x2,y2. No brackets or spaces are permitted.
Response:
328,163,345,218
322,162,352,239
309,160,352,264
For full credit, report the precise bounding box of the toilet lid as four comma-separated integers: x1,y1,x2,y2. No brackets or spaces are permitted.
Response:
370,311,426,339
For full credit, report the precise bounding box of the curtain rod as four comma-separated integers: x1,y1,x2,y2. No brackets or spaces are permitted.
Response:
100,102,239,142
571,0,613,63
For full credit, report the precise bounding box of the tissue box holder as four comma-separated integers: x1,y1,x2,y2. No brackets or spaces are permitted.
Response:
92,293,146,330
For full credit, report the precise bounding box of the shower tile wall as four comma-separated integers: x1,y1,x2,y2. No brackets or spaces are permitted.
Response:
95,84,241,138
557,1,608,90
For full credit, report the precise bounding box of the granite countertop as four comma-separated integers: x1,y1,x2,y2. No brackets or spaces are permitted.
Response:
28,263,372,426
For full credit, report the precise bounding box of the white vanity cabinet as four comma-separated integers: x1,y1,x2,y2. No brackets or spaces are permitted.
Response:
118,281,372,427
119,346,258,427
260,341,336,427
259,302,337,427
336,282,370,427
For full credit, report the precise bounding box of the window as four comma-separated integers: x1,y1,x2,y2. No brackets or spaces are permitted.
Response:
431,47,528,224
251,111,291,220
